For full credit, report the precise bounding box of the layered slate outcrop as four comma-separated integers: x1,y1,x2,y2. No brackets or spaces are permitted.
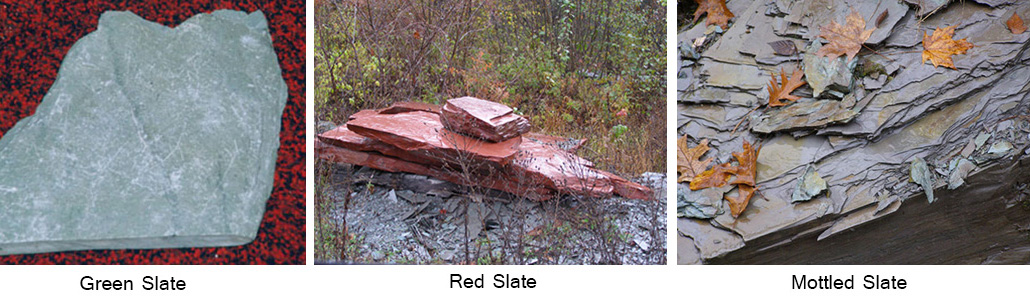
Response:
317,98,651,201
0,10,287,255
678,0,1030,264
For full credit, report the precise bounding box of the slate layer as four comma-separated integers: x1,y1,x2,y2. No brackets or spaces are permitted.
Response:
678,0,1030,264
0,1,304,264
318,101,653,201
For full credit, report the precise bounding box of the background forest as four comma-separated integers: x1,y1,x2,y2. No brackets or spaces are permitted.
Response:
314,0,666,175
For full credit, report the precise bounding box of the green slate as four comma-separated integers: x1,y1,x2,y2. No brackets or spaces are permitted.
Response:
909,157,936,204
791,165,827,203
0,10,286,255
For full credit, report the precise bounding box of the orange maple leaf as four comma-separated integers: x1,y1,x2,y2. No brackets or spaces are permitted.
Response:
922,25,975,69
1008,12,1026,35
693,0,734,30
677,137,713,183
688,140,762,218
767,67,807,107
816,9,874,62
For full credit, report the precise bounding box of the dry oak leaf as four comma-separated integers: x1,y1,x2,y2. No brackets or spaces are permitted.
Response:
816,9,874,62
1008,12,1026,35
693,0,734,30
725,140,760,217
767,67,807,107
688,140,762,218
728,140,759,187
727,184,756,218
689,163,734,190
922,25,974,69
677,137,713,183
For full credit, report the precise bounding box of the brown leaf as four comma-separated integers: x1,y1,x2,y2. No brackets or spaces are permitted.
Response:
767,40,798,56
728,140,760,187
693,0,734,30
922,25,975,69
689,163,734,190
1008,12,1026,35
687,140,762,218
767,67,807,107
816,9,875,62
677,137,712,183
726,184,755,218
727,141,760,217
875,10,889,28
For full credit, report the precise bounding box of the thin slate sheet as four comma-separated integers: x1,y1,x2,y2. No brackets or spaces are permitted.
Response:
0,10,287,255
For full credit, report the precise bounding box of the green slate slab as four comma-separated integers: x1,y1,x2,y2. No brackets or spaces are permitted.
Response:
0,10,287,255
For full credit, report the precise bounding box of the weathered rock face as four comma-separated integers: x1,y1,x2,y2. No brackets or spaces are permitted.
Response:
318,101,652,201
440,96,531,142
0,10,287,255
679,0,1030,264
348,110,523,164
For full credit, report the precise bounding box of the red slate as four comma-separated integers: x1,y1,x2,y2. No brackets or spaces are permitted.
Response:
600,171,655,200
440,96,531,142
346,110,522,164
316,138,435,176
523,132,588,154
316,139,553,200
509,137,613,198
379,101,441,115
317,101,653,201
317,125,445,167
348,109,381,121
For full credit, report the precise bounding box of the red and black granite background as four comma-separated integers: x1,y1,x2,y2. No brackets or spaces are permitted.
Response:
0,1,304,264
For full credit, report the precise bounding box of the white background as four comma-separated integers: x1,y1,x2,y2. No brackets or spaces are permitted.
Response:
1,1,1027,296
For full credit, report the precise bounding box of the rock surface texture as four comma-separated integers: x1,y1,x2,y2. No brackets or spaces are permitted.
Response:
318,100,652,201
318,168,667,264
679,0,1030,264
440,96,531,142
0,10,287,255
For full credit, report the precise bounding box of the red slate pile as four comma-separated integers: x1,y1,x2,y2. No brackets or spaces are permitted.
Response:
316,97,652,201
441,96,531,142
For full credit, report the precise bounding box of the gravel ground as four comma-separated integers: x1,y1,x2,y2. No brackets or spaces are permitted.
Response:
318,165,666,265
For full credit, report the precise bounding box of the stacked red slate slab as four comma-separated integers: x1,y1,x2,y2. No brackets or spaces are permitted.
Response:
316,97,652,201
440,96,531,142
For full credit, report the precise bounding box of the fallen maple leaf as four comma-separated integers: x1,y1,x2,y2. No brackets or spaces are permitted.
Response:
688,140,762,218
1008,12,1026,34
693,0,734,30
677,137,713,183
767,67,807,107
922,25,975,69
816,9,875,62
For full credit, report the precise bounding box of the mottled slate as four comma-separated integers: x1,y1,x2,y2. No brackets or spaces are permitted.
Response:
678,0,1030,264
